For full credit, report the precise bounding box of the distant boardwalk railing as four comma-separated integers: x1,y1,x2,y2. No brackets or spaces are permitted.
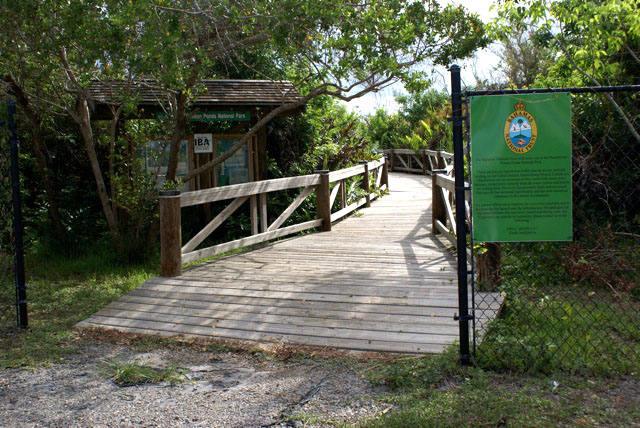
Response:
159,158,389,276
380,148,453,175
380,149,468,248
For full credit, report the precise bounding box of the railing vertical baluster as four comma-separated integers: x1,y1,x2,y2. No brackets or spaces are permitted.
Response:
159,190,182,277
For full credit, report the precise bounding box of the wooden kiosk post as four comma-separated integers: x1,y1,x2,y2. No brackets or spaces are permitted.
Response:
159,190,182,277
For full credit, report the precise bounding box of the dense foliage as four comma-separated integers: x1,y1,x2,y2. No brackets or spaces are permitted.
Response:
0,0,486,256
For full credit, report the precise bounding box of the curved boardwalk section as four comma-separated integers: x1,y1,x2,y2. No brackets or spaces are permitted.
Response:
78,173,496,353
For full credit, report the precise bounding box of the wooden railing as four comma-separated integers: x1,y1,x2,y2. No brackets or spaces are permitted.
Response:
431,166,470,249
380,148,453,175
159,158,389,276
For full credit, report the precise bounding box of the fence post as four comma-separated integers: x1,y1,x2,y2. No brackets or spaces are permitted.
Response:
315,170,331,232
450,64,471,366
7,100,28,329
381,156,389,191
390,149,396,171
360,161,371,208
159,190,182,277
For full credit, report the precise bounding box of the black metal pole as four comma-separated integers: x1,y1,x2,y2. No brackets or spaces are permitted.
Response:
7,100,28,329
450,65,470,365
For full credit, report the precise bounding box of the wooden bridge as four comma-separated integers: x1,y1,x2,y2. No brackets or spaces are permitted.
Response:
78,153,502,354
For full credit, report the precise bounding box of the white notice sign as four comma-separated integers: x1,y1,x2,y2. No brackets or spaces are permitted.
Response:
193,133,213,153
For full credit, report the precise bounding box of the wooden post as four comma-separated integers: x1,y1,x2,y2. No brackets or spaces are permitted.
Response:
390,149,396,171
381,157,389,191
437,151,446,169
432,174,446,234
421,149,428,175
339,180,346,209
159,190,182,277
259,193,268,232
360,161,371,207
315,170,331,232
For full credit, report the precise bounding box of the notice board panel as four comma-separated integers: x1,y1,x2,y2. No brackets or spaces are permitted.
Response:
470,93,572,242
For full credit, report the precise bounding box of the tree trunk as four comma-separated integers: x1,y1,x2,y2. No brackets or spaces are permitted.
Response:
476,242,502,291
165,89,187,183
77,96,120,241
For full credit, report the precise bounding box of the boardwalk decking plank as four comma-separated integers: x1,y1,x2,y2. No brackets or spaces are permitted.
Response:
78,173,502,354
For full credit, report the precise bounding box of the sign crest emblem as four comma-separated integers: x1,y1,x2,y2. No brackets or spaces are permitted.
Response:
504,101,537,154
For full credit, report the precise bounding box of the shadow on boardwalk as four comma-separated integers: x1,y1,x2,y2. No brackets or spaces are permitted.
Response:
78,173,500,354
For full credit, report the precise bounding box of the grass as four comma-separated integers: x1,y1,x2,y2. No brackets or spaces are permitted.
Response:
360,349,640,428
101,359,185,387
477,291,640,376
0,243,157,368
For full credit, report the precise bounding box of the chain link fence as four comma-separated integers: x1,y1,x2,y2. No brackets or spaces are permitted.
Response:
470,91,640,375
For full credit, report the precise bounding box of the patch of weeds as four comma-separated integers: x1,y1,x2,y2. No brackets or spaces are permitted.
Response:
366,346,463,393
101,360,185,387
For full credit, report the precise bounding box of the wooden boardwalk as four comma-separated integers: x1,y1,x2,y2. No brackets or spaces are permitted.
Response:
78,173,501,353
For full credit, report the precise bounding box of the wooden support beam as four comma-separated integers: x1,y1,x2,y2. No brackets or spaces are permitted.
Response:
159,191,182,277
267,186,314,232
181,196,249,254
432,174,446,236
360,161,370,208
250,195,259,235
330,181,341,209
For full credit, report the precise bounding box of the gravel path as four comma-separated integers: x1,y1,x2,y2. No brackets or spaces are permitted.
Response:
0,342,390,427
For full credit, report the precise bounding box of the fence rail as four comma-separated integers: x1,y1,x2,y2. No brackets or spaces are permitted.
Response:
159,158,388,276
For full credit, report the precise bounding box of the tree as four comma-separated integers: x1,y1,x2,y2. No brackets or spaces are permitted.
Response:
495,27,551,88
494,0,640,141
153,0,489,182
1,0,489,246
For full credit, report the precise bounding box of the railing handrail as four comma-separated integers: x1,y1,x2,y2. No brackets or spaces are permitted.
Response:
159,157,389,276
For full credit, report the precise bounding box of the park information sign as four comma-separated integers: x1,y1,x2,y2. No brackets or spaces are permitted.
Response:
470,93,572,242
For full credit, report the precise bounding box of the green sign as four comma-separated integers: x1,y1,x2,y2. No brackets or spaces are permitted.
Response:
470,93,572,242
156,110,251,122
188,110,250,122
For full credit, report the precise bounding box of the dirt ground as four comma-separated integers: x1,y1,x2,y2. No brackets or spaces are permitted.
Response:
0,332,393,428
